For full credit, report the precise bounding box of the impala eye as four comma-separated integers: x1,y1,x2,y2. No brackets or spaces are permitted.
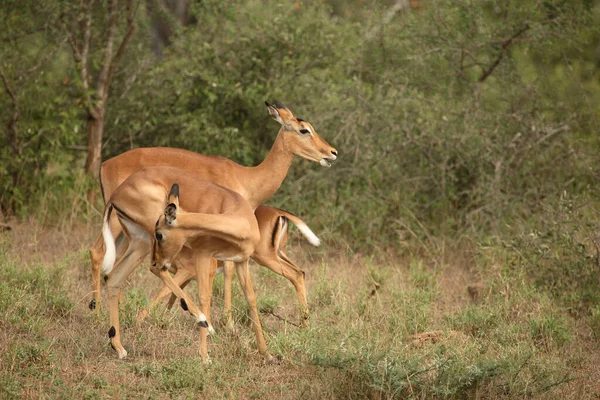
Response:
155,232,163,241
299,129,310,134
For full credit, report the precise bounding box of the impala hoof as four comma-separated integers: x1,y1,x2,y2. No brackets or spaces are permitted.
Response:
198,320,209,328
117,348,128,359
264,353,275,364
89,299,96,310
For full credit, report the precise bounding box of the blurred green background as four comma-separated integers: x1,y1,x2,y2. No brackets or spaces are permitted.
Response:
2,0,599,272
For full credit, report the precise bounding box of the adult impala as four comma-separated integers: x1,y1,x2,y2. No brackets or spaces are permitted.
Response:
97,101,337,358
90,101,336,322
102,167,267,361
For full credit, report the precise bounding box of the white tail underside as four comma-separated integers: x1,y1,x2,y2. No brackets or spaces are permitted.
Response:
295,221,321,247
101,212,117,275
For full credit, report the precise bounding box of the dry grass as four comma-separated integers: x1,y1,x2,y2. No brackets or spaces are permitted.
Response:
1,221,599,399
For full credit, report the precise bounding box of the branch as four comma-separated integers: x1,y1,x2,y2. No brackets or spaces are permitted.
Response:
261,309,301,327
80,0,95,111
103,0,137,100
96,0,119,101
60,12,82,62
26,37,68,76
365,0,411,40
0,66,17,104
478,24,530,83
0,66,20,152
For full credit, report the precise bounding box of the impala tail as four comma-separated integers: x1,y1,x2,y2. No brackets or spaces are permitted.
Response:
101,205,117,275
280,211,321,247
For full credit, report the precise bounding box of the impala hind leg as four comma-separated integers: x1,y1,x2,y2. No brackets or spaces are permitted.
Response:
89,213,126,310
105,238,149,359
235,260,271,361
253,250,309,326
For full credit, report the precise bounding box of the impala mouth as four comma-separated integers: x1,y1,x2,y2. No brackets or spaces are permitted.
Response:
320,158,336,168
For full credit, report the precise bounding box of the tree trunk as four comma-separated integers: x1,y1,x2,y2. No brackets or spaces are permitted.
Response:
85,106,105,203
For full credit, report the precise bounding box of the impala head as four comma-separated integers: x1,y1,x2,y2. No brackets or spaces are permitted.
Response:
152,184,188,270
265,101,338,167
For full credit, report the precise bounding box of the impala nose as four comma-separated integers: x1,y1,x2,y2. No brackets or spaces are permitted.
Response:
330,149,338,160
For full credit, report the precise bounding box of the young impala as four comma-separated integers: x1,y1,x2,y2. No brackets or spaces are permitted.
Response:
136,206,320,327
96,101,337,358
101,167,267,361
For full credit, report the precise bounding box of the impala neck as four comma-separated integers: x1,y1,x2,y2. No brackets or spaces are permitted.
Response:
246,130,294,208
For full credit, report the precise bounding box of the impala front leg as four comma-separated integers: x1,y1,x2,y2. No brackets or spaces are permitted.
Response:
194,253,215,362
152,266,209,328
105,239,148,359
137,267,194,323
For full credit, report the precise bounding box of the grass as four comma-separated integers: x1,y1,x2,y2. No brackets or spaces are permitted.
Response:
0,221,599,399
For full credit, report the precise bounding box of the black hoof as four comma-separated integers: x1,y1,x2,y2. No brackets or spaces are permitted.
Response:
108,326,116,338
180,298,189,311
89,299,96,310
198,320,209,328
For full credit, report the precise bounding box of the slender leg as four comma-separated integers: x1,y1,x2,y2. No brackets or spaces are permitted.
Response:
152,267,208,327
89,212,124,310
166,278,192,310
136,268,194,323
222,261,235,329
253,250,310,326
105,238,149,359
235,260,271,361
89,233,104,309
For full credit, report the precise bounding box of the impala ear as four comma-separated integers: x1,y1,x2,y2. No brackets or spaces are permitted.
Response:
168,184,180,207
265,101,284,125
164,203,178,224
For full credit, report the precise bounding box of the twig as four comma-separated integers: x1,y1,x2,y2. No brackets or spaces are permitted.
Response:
103,0,137,97
80,0,95,115
365,0,411,40
478,24,530,82
537,375,580,394
261,309,300,327
26,37,68,75
0,66,17,103
96,0,119,100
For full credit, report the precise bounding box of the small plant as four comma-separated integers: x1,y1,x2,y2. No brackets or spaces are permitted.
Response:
160,358,205,393
528,315,572,350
